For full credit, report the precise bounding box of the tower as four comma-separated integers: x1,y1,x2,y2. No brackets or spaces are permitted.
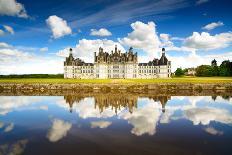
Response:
211,59,217,67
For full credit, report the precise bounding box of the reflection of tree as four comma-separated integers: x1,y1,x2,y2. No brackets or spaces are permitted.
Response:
64,93,171,114
221,95,231,101
211,95,217,101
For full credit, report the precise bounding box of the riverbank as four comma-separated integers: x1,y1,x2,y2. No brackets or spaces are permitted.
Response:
0,77,232,84
0,77,232,92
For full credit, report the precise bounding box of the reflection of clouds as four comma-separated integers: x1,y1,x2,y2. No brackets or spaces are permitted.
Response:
184,107,232,125
39,105,48,110
47,119,72,142
160,110,173,124
4,123,14,133
204,127,223,135
0,96,48,115
91,121,112,129
120,101,161,136
74,98,121,119
0,139,28,155
0,121,4,128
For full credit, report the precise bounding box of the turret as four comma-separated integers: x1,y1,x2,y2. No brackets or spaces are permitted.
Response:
162,48,165,56
115,45,117,52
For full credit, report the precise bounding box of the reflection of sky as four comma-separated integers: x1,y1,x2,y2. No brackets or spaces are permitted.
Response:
0,95,232,154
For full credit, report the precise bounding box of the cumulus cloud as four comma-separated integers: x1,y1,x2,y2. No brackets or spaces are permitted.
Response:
57,39,125,62
47,119,72,142
91,121,112,129
46,15,72,39
119,21,161,57
204,127,223,135
3,25,14,34
184,32,232,50
160,33,174,47
196,0,209,5
0,0,28,18
0,42,11,48
184,107,232,125
202,21,224,31
4,123,14,132
90,28,112,36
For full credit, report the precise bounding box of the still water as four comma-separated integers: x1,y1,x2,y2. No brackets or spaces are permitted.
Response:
0,92,232,155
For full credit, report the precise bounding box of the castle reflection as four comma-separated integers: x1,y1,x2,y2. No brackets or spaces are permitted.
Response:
64,93,171,114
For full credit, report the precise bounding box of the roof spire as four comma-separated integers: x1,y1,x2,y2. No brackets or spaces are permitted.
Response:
115,44,117,52
69,48,73,55
162,48,165,56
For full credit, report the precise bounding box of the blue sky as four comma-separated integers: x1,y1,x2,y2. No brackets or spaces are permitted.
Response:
0,0,232,74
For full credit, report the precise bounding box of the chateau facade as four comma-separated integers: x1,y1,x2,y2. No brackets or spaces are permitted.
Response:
64,46,171,79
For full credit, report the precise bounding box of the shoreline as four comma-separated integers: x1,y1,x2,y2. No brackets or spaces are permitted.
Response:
0,83,232,92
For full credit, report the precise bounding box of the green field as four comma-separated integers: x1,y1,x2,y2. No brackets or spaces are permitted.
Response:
0,77,232,84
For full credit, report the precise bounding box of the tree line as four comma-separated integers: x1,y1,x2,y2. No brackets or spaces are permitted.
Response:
175,60,232,77
0,74,64,78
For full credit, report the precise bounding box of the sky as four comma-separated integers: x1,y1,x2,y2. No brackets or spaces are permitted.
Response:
0,0,232,74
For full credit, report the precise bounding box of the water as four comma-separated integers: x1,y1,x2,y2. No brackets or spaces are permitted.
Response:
0,92,232,155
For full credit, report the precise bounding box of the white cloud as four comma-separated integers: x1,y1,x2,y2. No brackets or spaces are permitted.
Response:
40,47,48,52
4,123,14,132
3,25,14,34
90,121,112,129
184,107,232,125
47,119,72,142
90,28,112,36
204,127,223,135
0,42,11,48
0,0,28,18
169,51,232,71
184,32,232,50
119,21,161,57
46,15,72,39
57,39,125,62
0,29,4,36
202,21,224,31
196,0,209,5
0,45,63,74
160,33,174,47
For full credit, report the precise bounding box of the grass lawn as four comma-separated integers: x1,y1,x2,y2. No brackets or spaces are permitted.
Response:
0,77,232,84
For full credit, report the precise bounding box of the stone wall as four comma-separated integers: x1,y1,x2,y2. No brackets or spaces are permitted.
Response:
0,83,232,94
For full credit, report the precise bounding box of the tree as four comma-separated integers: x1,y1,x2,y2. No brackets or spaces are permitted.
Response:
175,68,184,77
219,60,231,76
195,65,214,77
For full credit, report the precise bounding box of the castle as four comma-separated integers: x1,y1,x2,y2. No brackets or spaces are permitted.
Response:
64,45,171,79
